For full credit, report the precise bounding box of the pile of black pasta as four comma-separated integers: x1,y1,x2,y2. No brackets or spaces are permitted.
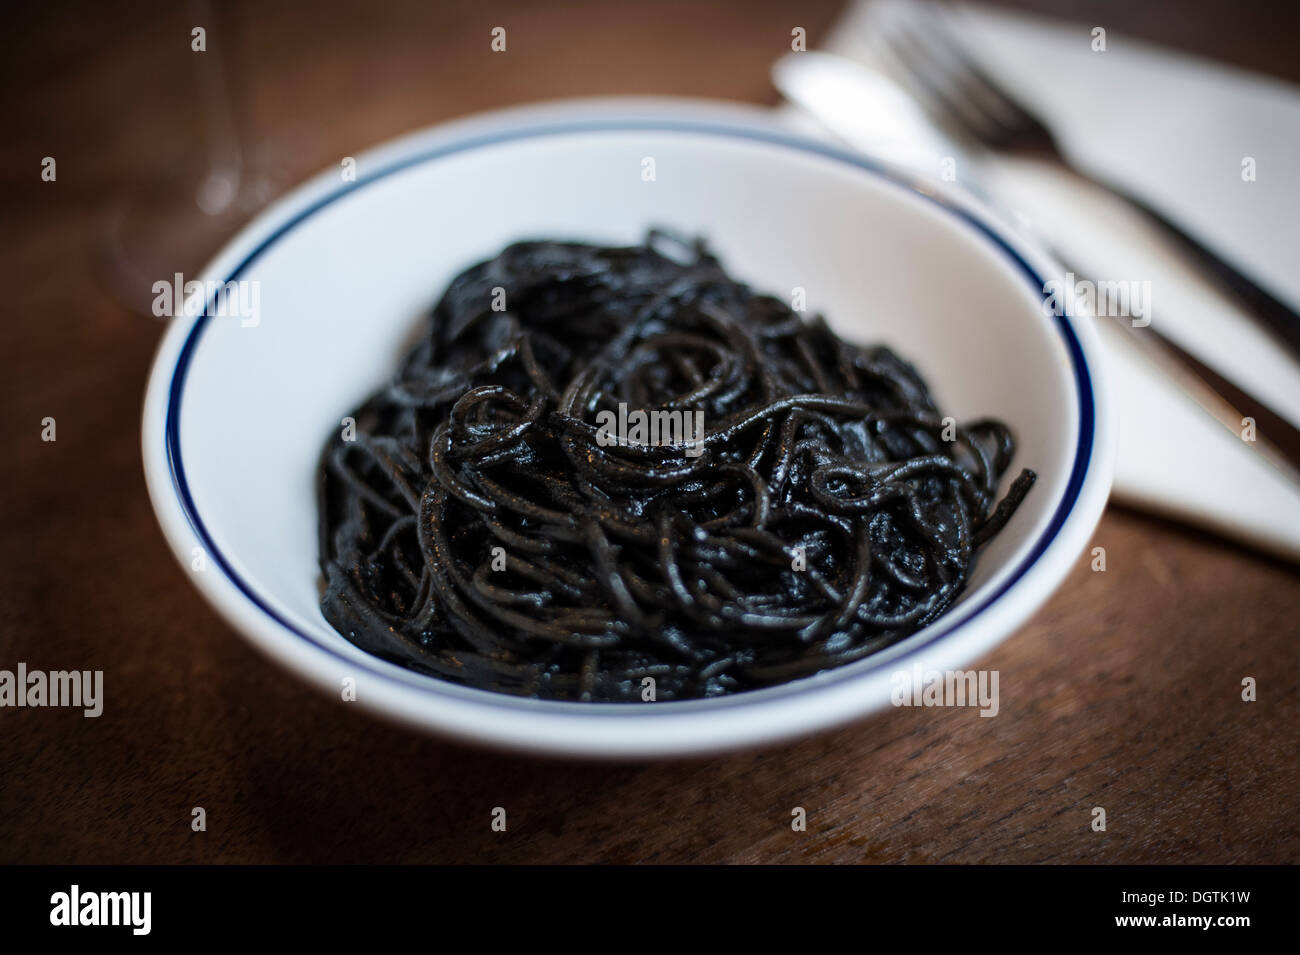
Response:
318,232,1034,701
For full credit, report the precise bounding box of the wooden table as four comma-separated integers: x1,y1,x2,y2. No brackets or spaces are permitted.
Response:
3,0,1297,864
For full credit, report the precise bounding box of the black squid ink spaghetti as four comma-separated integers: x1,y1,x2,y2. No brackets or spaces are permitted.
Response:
317,232,1035,701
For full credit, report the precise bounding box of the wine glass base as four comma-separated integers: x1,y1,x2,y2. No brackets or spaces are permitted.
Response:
96,159,282,318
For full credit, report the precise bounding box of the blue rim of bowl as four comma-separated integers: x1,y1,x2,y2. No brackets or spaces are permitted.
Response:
163,117,1095,713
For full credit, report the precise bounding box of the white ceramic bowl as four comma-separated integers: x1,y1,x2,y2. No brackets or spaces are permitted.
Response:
142,98,1112,758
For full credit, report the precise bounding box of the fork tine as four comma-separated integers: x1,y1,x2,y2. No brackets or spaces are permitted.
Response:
871,3,1013,146
870,0,1056,153
912,1,1057,144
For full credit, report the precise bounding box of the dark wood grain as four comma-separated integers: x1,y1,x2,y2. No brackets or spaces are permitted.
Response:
2,0,1297,864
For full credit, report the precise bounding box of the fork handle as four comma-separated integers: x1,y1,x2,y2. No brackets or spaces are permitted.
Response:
1094,175,1300,358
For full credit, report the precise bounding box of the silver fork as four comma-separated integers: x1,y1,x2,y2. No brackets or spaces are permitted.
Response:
870,0,1300,361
